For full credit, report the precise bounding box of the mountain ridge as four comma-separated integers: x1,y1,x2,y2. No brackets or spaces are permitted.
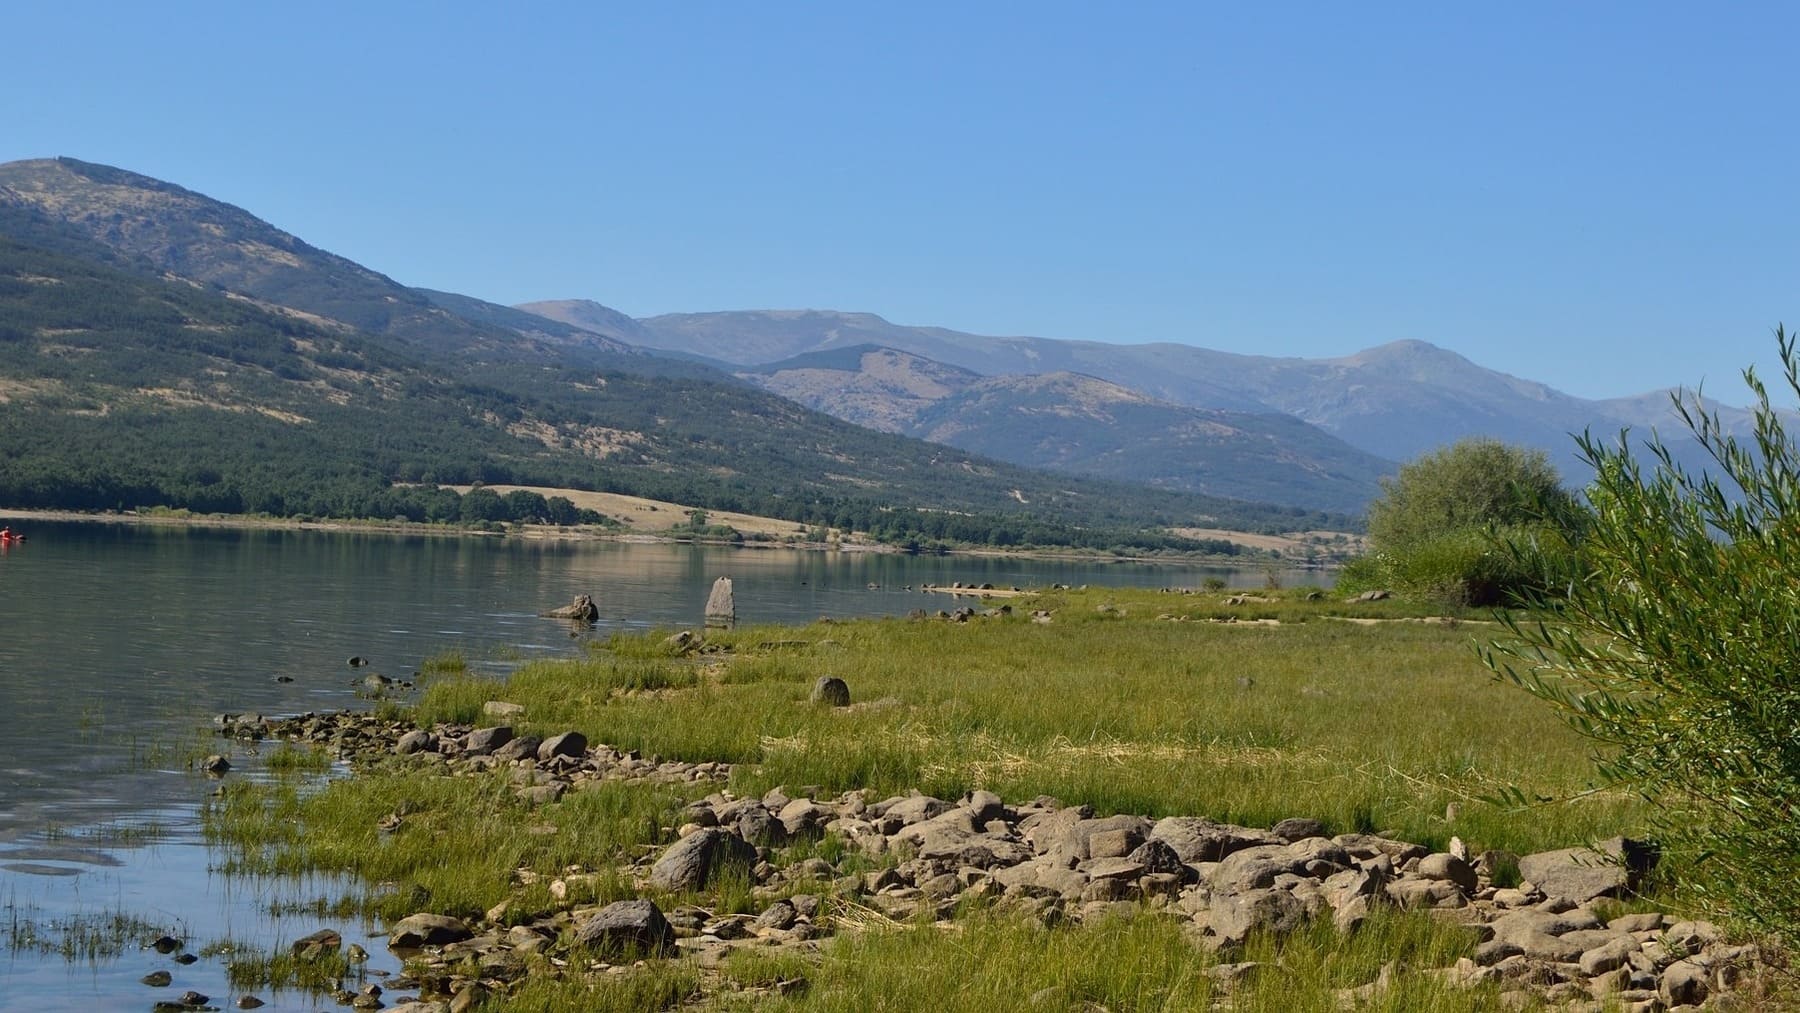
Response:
0,158,1346,548
514,302,1746,471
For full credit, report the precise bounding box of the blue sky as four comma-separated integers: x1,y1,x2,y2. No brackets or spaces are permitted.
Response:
3,3,1795,400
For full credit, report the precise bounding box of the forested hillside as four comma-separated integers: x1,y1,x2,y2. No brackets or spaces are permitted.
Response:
0,236,1340,549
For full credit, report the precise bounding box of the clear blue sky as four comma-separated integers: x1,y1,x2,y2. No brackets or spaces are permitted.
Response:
4,2,1795,400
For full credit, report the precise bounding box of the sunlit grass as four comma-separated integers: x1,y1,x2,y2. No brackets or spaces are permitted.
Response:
207,585,1652,1010
410,588,1638,855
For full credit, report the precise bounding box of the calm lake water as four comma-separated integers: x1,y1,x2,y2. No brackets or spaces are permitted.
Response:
0,519,1327,1008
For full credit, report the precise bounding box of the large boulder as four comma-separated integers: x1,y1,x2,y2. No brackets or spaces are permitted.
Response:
1517,837,1657,903
649,827,757,891
575,899,674,957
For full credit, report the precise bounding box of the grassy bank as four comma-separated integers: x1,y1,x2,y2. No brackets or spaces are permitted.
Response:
206,587,1652,1010
413,589,1636,854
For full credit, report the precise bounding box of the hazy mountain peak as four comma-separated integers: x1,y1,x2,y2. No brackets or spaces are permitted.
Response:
514,298,650,343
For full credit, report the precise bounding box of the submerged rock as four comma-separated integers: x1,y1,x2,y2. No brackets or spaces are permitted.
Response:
542,594,598,621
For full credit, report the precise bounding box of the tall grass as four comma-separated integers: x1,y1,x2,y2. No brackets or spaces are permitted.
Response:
412,589,1637,854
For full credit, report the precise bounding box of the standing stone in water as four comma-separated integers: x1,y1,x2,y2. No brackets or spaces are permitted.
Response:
705,577,736,629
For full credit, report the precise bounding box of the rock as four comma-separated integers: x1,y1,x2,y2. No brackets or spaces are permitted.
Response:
1416,853,1478,894
236,998,266,1009
734,806,789,846
200,754,231,775
142,970,172,986
663,630,700,654
754,900,798,931
963,789,1006,824
811,676,850,707
704,577,736,629
388,913,472,948
538,730,588,761
1579,935,1641,977
1210,844,1310,894
483,700,526,719
777,799,835,837
542,594,598,621
1663,919,1720,953
1351,589,1390,601
649,827,758,891
1660,959,1710,1007
393,729,436,755
347,656,369,667
463,726,514,756
1208,887,1307,949
576,898,675,957
290,927,342,958
1518,837,1656,903
1125,838,1188,878
1270,817,1327,842
878,794,955,826
151,934,183,954
1150,817,1279,863
493,735,542,761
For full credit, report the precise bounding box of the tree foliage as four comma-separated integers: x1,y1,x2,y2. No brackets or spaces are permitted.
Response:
1484,327,1800,945
1343,438,1583,606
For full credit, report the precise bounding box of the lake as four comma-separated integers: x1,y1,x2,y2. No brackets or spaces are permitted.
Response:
0,519,1327,1008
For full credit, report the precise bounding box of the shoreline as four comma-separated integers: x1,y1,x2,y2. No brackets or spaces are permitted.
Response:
0,507,1330,567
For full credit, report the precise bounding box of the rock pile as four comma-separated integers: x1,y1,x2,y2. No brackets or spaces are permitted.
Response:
226,714,1778,1011
230,711,733,794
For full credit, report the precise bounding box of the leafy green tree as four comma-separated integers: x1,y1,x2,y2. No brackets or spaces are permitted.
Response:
1485,327,1800,946
1346,438,1583,606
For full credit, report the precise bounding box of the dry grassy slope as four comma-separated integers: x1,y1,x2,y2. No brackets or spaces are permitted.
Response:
445,485,818,539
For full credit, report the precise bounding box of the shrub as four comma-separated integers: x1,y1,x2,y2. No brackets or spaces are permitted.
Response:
1484,327,1800,946
1355,438,1584,606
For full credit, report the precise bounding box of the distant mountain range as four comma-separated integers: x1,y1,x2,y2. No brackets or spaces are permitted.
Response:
0,156,1335,548
522,300,1749,481
735,346,1394,514
0,155,1745,541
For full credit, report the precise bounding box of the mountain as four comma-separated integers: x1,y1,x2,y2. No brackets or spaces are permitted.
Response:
0,158,1343,548
515,298,654,346
739,346,1391,513
904,373,1393,515
742,345,983,432
565,307,1738,472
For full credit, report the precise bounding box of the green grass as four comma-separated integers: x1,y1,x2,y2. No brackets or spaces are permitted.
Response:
205,585,1654,1009
207,769,693,922
3,902,175,963
497,907,1538,1013
262,743,333,775
409,588,1638,855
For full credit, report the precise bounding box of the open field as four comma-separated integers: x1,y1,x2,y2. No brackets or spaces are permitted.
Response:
444,485,829,540
204,587,1740,1011
1168,527,1367,559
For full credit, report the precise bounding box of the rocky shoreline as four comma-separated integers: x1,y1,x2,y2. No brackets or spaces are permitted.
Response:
205,709,1781,1011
